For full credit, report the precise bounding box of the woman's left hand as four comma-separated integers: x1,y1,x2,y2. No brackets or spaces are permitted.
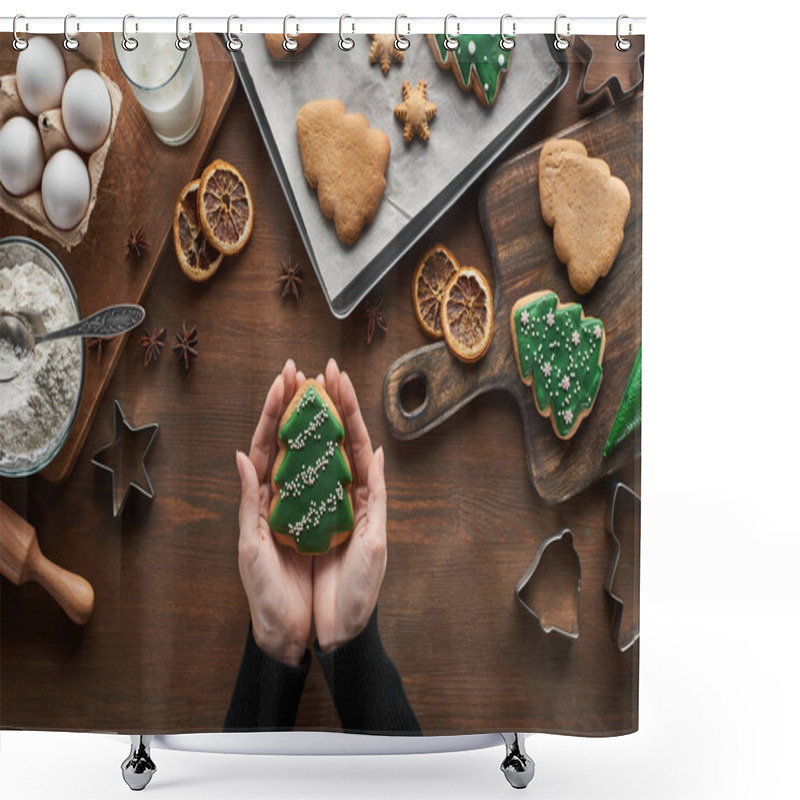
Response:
312,358,388,652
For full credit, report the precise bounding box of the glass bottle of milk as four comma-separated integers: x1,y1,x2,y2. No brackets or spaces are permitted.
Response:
113,33,205,146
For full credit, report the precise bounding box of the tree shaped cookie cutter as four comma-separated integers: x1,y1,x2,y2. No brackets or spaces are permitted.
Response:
91,400,158,518
604,482,640,651
574,35,644,107
515,528,581,639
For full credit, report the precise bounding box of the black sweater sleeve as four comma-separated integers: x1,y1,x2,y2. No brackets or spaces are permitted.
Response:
314,608,421,735
224,623,310,731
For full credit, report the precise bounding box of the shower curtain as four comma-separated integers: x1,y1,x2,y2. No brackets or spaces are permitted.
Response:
0,25,642,739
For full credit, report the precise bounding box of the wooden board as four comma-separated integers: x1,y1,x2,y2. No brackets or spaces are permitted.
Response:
383,95,642,503
0,33,236,483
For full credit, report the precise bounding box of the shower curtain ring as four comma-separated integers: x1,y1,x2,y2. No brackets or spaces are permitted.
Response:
175,14,192,51
12,15,29,51
394,15,410,51
554,14,570,51
121,14,138,51
64,14,79,50
443,14,459,51
499,14,515,50
226,15,242,51
283,15,298,51
339,14,355,51
616,15,632,51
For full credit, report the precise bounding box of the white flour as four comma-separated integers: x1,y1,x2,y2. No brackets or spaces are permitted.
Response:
0,261,82,471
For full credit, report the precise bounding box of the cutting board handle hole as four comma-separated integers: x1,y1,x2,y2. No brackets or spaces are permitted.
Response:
399,375,428,418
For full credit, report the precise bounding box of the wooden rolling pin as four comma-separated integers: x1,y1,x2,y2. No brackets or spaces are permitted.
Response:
0,500,94,625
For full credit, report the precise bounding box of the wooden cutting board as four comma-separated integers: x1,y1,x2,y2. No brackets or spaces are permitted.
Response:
383,95,642,504
0,34,236,483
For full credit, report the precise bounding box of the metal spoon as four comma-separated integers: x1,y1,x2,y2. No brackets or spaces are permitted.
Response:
0,304,145,382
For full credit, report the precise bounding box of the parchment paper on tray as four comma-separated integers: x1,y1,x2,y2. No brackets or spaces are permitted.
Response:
236,34,567,317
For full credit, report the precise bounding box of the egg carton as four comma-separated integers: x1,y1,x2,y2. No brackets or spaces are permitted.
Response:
0,33,122,251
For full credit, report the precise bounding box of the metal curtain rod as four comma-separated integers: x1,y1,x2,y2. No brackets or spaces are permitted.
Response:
0,15,646,36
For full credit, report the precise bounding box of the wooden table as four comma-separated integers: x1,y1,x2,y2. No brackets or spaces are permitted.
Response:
1,37,642,735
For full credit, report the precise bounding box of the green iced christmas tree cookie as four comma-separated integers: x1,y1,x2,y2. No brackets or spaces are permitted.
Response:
269,380,354,554
511,291,605,440
429,34,511,105
603,345,641,457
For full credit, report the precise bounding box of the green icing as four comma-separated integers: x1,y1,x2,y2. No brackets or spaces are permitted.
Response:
269,385,353,554
603,345,641,457
433,34,511,104
513,292,604,438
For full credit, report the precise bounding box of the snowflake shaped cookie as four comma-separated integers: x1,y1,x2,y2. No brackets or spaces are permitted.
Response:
394,80,437,142
369,34,404,75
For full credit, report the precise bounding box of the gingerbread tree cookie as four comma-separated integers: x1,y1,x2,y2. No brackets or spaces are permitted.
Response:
428,34,511,105
296,99,390,246
394,80,437,142
511,291,605,440
269,380,354,554
539,139,631,294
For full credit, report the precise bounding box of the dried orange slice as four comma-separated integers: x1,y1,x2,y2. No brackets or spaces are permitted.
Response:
412,244,460,338
174,179,224,283
197,159,254,256
441,267,494,363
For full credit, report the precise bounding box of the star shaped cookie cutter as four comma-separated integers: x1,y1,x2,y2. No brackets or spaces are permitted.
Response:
91,400,159,518
515,528,581,639
574,34,644,107
604,482,641,651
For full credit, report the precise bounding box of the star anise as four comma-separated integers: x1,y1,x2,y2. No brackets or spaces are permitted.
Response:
126,226,148,259
173,322,198,373
365,293,388,345
139,326,166,367
87,337,106,362
278,260,303,300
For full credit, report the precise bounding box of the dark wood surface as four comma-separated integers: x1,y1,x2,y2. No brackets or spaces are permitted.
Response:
384,97,642,503
0,33,236,483
0,36,642,736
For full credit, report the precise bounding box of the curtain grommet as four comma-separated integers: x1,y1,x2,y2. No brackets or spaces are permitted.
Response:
338,14,355,51
554,14,570,51
63,14,79,51
175,14,192,51
394,14,410,51
121,14,138,51
500,14,515,51
12,14,29,51
443,14,459,51
226,15,243,52
616,15,632,51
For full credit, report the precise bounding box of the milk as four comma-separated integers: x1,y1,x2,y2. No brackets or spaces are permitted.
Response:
113,34,204,146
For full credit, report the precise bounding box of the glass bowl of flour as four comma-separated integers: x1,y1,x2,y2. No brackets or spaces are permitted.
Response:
0,237,84,477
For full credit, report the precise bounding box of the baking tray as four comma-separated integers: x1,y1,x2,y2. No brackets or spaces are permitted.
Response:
232,34,568,318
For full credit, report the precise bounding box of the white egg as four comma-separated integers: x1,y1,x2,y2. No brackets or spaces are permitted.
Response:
15,36,67,116
61,69,112,153
41,149,91,230
0,116,45,196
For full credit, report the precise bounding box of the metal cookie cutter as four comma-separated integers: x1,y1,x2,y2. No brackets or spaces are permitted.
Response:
92,400,158,517
574,34,644,107
605,483,641,651
515,528,581,639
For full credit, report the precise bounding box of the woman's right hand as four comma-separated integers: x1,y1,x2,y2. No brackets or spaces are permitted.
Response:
236,359,313,667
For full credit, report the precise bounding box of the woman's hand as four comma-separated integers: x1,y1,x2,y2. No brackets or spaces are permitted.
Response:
312,358,388,652
236,359,313,667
